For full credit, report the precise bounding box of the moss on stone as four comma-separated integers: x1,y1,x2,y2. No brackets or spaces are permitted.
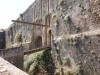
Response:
24,49,55,75
64,15,71,24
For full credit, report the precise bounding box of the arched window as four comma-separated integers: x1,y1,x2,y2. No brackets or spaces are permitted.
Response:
35,36,42,48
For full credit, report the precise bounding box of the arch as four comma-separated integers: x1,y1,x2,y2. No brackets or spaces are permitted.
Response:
48,30,51,46
35,36,42,48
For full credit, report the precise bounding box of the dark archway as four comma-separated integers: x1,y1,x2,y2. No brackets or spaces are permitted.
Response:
48,30,51,46
35,36,42,48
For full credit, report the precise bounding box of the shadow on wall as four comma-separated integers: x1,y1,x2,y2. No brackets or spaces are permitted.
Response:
48,30,52,46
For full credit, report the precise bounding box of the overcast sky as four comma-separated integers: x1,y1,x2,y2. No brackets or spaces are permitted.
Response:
0,0,35,29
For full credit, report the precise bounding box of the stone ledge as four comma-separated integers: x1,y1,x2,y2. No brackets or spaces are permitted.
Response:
55,29,100,41
0,57,28,75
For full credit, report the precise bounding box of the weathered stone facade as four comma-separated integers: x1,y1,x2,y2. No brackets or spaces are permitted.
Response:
5,0,100,75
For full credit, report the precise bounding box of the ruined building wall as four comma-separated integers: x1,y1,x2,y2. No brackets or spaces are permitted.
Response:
5,0,57,49
50,0,100,75
5,0,100,74
6,3,34,48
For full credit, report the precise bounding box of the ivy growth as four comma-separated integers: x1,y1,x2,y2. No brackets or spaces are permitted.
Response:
53,40,63,66
66,16,71,24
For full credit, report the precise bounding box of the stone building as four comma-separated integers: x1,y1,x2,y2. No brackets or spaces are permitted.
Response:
5,0,100,75
0,29,5,49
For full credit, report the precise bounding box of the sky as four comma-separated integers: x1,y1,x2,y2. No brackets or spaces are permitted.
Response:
0,0,35,29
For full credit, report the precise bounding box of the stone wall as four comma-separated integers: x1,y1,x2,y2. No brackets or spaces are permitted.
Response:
52,30,100,75
50,0,100,75
0,57,28,75
5,4,34,48
0,47,24,69
5,0,100,75
5,0,52,49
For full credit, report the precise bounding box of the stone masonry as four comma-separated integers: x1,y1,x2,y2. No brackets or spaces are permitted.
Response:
5,0,100,75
